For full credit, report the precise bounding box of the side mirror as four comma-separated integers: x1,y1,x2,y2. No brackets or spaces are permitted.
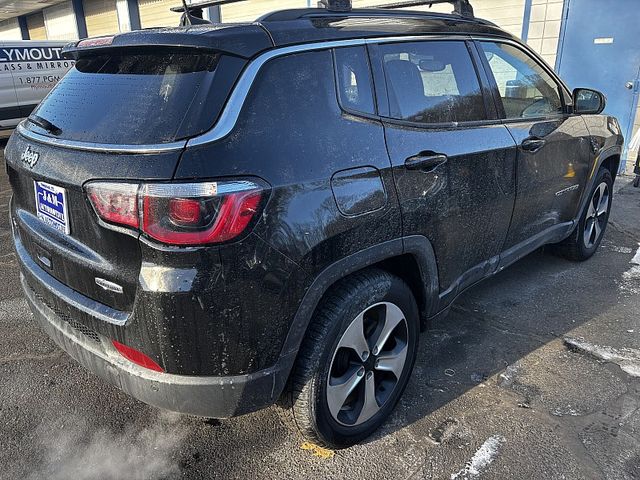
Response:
573,88,606,114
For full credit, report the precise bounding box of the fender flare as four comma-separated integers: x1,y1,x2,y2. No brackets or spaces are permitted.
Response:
272,235,439,395
577,145,622,220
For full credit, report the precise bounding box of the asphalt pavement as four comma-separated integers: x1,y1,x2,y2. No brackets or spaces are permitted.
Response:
1,150,639,480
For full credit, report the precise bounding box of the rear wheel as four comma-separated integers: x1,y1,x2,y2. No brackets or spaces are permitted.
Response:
279,269,419,449
554,167,613,261
634,175,640,188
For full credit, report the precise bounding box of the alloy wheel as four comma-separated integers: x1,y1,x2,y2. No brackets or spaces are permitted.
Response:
583,181,609,249
326,302,409,426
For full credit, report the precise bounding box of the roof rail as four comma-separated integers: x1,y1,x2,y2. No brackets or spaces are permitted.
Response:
171,0,476,23
170,0,248,13
377,0,474,18
317,0,352,12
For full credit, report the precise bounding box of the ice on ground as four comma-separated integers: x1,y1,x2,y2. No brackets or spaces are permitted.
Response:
564,337,640,378
619,244,640,294
450,435,505,480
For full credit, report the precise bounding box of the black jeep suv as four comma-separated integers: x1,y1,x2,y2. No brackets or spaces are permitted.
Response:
6,1,623,448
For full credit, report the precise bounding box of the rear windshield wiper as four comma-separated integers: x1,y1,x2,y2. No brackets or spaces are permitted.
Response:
28,115,62,136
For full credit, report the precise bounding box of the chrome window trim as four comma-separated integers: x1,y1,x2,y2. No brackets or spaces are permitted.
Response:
187,34,471,148
188,38,367,147
17,121,187,154
16,34,503,153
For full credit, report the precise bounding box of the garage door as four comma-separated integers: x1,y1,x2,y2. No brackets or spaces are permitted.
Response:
44,1,79,40
27,13,47,40
139,0,182,28
0,19,22,41
84,0,120,37
221,0,307,22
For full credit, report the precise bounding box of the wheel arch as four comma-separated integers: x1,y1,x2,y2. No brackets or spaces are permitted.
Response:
577,146,622,220
275,236,440,394
600,153,621,179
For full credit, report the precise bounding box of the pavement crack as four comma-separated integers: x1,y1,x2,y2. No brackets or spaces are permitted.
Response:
0,351,63,364
452,305,548,345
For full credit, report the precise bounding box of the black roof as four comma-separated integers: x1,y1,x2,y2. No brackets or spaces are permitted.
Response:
62,8,516,60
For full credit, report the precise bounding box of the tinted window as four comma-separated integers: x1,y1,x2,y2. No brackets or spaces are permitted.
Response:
29,52,225,145
334,46,375,115
379,41,486,124
480,42,563,119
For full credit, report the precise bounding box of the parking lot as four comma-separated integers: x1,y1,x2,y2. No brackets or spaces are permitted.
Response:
1,147,639,479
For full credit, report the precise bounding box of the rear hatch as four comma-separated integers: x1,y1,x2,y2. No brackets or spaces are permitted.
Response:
7,37,256,313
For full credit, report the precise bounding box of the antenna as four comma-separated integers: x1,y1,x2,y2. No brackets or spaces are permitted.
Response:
178,0,211,25
317,0,353,12
171,0,248,12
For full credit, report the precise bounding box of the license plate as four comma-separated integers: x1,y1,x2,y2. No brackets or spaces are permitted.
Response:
34,181,70,234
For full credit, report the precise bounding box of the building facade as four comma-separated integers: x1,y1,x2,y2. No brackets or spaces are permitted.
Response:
0,0,637,163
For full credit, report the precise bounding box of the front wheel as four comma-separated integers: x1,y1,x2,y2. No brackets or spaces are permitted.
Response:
554,167,613,261
279,269,419,449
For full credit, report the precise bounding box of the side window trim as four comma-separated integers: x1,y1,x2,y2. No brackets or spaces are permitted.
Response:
367,43,390,118
474,39,568,122
332,45,378,119
466,40,500,121
371,38,493,129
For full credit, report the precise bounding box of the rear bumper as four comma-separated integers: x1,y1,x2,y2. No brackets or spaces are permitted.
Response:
21,273,294,418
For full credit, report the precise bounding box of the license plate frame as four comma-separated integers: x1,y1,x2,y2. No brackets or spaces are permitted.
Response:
34,181,70,235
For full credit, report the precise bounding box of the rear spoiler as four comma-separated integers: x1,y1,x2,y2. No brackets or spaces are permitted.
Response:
61,24,273,60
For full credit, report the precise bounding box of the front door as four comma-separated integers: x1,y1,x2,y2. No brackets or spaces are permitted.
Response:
557,0,640,169
372,39,517,300
478,40,593,250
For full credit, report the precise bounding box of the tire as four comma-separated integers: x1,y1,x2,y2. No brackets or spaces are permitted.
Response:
554,167,613,261
634,175,640,188
279,268,419,449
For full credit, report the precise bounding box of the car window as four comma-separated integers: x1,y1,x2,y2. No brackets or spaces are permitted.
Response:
334,46,376,115
480,41,563,119
379,41,486,124
28,51,239,145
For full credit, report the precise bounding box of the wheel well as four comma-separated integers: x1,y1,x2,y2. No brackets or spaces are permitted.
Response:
601,155,621,178
373,254,428,323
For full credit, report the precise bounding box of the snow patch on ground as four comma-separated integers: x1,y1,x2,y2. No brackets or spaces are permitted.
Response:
610,246,634,254
620,244,640,294
450,435,505,480
564,337,640,378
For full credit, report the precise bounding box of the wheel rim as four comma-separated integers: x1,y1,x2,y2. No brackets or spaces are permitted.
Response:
326,302,409,427
583,181,609,249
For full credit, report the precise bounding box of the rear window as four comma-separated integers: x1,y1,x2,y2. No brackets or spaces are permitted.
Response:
28,51,227,145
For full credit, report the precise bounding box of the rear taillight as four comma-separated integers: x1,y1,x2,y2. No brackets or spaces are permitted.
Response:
86,180,265,246
86,182,139,228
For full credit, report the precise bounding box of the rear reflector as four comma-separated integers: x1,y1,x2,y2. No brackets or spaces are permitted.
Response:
112,340,164,372
85,180,265,246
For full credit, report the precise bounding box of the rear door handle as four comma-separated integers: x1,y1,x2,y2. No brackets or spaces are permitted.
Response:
404,153,448,172
521,138,546,153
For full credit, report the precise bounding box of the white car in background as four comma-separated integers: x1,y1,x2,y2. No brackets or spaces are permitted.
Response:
0,40,74,132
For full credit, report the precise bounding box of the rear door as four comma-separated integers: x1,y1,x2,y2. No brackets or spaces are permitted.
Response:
371,39,517,302
477,40,593,251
